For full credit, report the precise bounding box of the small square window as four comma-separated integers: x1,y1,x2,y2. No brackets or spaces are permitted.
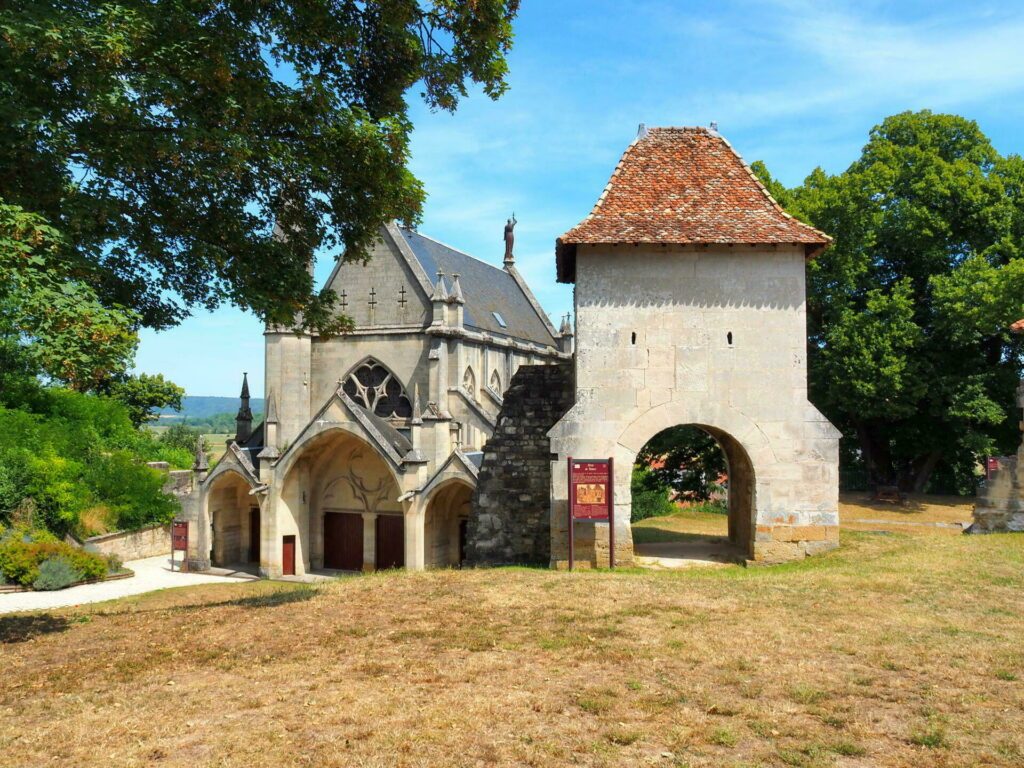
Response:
492,311,507,328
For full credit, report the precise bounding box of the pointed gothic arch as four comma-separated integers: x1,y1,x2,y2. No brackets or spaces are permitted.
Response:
463,365,477,400
489,369,501,393
341,357,413,418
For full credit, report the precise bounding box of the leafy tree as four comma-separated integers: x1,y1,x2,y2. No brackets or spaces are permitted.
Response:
1,1,521,343
636,425,727,501
102,373,185,428
159,422,205,454
756,111,1024,492
629,465,677,521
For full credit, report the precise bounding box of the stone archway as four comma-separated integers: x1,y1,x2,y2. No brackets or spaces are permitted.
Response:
206,470,258,567
279,428,405,574
630,423,756,560
424,481,474,568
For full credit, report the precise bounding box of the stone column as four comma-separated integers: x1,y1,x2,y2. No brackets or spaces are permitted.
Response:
361,512,377,572
404,505,426,571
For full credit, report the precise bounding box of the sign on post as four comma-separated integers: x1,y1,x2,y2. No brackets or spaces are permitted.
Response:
171,521,188,572
986,456,1003,480
567,457,614,570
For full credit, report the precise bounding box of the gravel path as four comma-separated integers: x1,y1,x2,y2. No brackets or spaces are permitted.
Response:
0,555,257,614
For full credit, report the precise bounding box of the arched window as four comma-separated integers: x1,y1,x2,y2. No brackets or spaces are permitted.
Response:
489,369,501,393
463,366,476,400
342,359,412,418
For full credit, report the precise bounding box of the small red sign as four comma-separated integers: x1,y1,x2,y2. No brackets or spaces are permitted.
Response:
570,459,612,520
986,457,1003,480
171,521,188,551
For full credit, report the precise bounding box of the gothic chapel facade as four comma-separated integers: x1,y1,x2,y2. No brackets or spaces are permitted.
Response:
181,223,571,576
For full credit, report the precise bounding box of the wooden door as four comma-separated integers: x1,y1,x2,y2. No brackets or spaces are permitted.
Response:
248,507,260,563
324,512,363,571
282,535,296,576
375,515,405,570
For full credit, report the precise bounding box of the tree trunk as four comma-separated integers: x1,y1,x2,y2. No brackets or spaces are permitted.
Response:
909,450,943,494
856,421,895,488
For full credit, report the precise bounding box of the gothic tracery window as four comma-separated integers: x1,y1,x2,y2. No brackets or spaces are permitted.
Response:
489,369,501,393
463,366,477,400
342,360,413,419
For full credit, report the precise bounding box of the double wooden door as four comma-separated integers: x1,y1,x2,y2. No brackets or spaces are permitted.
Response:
324,512,363,571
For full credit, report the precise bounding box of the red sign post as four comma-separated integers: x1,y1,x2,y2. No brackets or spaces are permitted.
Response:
171,521,188,572
567,457,614,570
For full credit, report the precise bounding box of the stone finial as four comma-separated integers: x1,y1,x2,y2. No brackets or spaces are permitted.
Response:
559,313,573,336
193,434,208,473
265,391,278,423
449,273,465,304
432,271,449,301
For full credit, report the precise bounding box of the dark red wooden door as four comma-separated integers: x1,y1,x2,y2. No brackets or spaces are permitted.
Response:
375,515,404,570
282,535,296,576
248,507,260,563
324,512,363,571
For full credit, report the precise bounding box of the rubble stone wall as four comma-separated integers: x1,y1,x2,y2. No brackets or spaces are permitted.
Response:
466,362,574,565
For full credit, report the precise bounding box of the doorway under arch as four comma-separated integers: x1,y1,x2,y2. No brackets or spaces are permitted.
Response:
207,471,260,568
424,481,474,568
629,423,755,563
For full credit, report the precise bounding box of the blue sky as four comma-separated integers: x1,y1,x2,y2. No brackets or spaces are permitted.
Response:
134,0,1024,398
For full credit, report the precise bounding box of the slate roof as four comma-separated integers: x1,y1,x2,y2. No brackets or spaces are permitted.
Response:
397,228,557,346
556,127,831,282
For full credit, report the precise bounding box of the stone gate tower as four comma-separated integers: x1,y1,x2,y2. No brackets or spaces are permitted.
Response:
547,126,841,566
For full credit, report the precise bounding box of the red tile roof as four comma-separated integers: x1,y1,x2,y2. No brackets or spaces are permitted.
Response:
1011,319,1024,333
556,127,831,282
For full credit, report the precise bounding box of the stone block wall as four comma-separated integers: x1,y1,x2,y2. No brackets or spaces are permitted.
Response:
466,362,574,565
84,524,171,562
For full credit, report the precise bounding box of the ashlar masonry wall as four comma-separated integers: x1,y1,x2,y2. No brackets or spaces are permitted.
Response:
548,244,840,566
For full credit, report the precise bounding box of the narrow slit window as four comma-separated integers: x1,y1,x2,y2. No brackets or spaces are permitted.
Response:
631,332,637,345
727,331,733,346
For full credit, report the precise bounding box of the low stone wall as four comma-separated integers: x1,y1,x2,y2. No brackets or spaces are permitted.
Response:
84,524,171,562
466,362,574,566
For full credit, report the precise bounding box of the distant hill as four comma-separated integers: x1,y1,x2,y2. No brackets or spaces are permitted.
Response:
157,395,265,420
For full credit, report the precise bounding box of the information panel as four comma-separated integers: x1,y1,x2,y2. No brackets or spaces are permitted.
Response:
570,460,612,520
171,521,188,551
567,457,615,570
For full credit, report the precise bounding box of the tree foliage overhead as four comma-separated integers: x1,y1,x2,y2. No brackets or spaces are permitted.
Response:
756,111,1024,492
1,0,520,335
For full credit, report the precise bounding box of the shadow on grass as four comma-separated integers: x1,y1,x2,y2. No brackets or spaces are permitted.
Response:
223,584,319,609
632,526,721,545
0,613,72,644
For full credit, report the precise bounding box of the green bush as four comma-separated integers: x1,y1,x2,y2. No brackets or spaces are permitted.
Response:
105,553,123,573
33,555,80,590
0,537,107,587
630,465,677,521
0,387,182,536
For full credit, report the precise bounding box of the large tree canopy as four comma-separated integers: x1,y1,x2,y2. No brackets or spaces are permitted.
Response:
756,111,1024,492
1,1,520,338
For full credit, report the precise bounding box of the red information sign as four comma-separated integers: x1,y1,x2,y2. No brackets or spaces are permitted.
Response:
986,456,1004,480
567,457,615,570
172,521,188,551
570,460,612,520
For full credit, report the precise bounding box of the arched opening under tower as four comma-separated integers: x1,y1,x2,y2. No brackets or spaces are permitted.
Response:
207,471,260,569
629,424,754,565
424,481,473,568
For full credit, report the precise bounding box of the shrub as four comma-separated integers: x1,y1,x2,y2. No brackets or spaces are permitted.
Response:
33,556,81,590
630,465,677,521
105,553,123,573
0,536,107,586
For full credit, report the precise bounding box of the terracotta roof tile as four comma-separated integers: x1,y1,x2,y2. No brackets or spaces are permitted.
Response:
1011,319,1024,333
556,127,831,282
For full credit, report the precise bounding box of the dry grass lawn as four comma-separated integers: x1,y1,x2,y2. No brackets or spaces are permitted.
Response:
2,498,1022,767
